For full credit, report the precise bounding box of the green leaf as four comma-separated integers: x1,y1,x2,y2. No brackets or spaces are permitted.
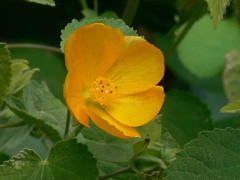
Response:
220,99,240,113
223,50,240,102
165,128,240,180
82,9,98,20
10,48,66,102
8,59,39,95
25,0,55,7
177,15,240,78
100,11,119,19
60,18,137,51
0,43,11,108
206,0,232,28
160,90,213,146
78,122,140,179
0,139,98,180
6,81,67,142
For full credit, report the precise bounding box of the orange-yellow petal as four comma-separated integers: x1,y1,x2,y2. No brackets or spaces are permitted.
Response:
64,72,89,127
64,23,124,88
106,36,164,94
85,106,140,138
105,86,165,127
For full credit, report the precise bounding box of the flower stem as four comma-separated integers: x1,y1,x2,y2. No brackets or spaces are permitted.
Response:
79,0,88,9
64,110,71,138
7,43,62,53
0,121,27,128
94,0,99,14
70,124,85,138
122,0,140,25
98,167,132,180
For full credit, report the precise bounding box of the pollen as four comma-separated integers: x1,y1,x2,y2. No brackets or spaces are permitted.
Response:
90,76,117,105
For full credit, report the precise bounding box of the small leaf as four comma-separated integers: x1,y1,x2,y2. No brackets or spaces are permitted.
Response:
82,9,98,20
220,99,240,113
223,50,240,102
0,43,11,108
165,128,240,180
8,59,39,95
6,81,67,142
25,0,55,7
0,139,99,180
60,18,137,51
178,15,240,78
206,0,232,28
100,11,119,19
160,90,213,146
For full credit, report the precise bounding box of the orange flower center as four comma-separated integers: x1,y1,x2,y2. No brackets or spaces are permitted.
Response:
90,76,117,105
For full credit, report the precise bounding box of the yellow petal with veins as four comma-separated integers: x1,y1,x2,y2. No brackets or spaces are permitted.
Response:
106,37,164,94
105,86,165,127
64,23,124,88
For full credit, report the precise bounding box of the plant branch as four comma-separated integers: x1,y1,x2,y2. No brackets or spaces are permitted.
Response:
64,110,71,138
0,121,27,128
122,0,140,25
98,167,132,180
7,43,62,53
70,124,85,138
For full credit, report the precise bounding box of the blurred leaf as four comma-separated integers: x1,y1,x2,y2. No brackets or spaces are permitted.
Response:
220,99,240,113
223,50,240,102
10,49,66,102
82,9,98,19
0,43,11,108
25,0,55,7
8,59,39,95
233,0,240,22
165,128,240,180
0,153,9,164
100,11,119,19
6,81,67,142
160,90,213,146
0,139,98,180
61,18,137,51
206,0,232,28
178,15,240,78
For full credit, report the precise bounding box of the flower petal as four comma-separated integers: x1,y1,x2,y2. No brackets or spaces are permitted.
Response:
106,37,164,94
85,107,140,138
64,72,90,127
65,23,124,88
105,86,165,127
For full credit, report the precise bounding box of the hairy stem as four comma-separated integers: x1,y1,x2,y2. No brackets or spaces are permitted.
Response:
7,43,62,53
64,110,71,138
94,0,99,14
122,0,140,25
98,167,132,180
0,121,27,128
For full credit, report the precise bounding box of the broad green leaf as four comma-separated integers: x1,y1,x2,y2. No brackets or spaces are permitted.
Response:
78,123,141,179
165,128,240,180
60,18,137,51
0,139,98,180
178,15,240,78
6,81,67,142
8,59,39,95
25,0,55,7
223,50,240,102
220,99,240,113
206,0,232,28
10,48,66,102
0,43,11,108
160,90,213,146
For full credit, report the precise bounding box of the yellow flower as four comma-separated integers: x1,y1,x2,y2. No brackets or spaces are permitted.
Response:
63,23,165,139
